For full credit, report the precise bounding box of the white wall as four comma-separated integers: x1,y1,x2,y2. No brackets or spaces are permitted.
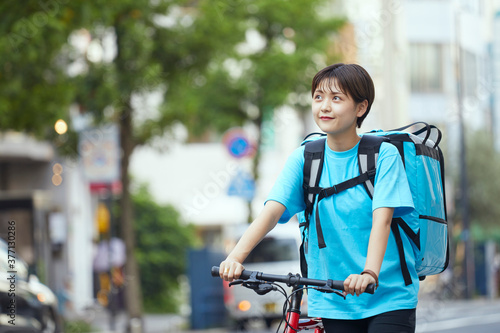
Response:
405,1,454,44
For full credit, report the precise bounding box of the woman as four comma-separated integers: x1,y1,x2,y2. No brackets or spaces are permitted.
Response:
219,63,417,332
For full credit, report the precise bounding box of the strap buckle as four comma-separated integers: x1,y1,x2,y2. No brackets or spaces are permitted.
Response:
320,186,338,199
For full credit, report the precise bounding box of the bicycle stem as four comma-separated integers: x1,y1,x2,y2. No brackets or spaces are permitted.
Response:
289,286,303,313
285,286,303,333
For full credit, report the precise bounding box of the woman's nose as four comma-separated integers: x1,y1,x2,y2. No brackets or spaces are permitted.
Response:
321,99,331,112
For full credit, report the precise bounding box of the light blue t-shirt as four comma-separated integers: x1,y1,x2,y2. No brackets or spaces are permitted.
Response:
266,138,417,319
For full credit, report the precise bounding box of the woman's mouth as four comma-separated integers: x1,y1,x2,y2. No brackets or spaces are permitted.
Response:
320,116,333,121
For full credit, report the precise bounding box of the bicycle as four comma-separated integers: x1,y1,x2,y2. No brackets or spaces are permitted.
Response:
211,266,376,333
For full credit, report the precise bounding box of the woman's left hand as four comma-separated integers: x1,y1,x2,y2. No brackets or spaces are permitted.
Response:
343,273,376,296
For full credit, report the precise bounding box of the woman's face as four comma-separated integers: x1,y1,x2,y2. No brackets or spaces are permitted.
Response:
311,79,367,137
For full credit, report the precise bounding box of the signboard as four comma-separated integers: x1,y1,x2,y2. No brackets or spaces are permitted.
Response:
79,124,120,183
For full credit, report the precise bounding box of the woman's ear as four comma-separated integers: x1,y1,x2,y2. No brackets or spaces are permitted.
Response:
356,100,368,117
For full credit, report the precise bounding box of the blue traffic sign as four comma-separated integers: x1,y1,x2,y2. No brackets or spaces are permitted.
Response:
227,170,255,201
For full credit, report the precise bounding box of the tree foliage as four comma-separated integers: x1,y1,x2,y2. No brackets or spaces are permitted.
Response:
133,184,197,313
167,0,344,138
0,0,248,141
0,1,92,136
463,130,500,234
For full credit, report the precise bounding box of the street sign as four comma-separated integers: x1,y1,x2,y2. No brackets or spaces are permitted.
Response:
227,170,255,201
79,124,120,183
222,128,254,158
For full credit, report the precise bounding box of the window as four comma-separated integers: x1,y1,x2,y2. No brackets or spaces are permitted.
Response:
409,44,444,93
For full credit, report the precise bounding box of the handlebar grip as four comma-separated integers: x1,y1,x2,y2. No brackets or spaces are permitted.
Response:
211,266,221,277
365,284,376,294
211,266,255,279
326,280,376,294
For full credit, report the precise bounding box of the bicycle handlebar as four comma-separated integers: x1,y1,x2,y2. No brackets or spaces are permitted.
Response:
211,266,375,294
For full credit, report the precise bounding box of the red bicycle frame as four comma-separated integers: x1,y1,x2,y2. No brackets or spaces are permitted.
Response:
284,287,324,333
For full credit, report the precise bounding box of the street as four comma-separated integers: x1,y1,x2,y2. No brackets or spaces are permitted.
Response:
89,298,500,332
416,299,500,333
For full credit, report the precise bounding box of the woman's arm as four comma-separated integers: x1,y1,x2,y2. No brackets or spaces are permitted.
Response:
344,207,394,296
219,200,286,281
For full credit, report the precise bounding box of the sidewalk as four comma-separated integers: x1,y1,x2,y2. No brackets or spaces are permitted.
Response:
78,305,189,333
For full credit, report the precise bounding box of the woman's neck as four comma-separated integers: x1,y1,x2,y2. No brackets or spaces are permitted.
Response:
326,132,361,152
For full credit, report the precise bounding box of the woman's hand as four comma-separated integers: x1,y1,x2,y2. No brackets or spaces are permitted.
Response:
343,273,376,296
219,258,245,282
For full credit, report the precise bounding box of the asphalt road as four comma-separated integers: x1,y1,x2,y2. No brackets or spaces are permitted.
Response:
416,299,500,333
88,298,500,333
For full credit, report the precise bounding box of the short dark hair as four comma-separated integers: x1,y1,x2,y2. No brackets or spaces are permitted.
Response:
311,63,375,128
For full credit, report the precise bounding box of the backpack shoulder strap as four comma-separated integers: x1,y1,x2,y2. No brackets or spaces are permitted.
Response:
302,138,326,227
300,137,326,277
358,134,386,199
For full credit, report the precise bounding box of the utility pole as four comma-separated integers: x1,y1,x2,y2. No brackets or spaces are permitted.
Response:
454,9,475,299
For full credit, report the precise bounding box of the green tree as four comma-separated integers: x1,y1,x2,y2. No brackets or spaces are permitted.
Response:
463,130,500,233
0,1,98,134
132,184,197,313
449,129,500,298
1,1,248,327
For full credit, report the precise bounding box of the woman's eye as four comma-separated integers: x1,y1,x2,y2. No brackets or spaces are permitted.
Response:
314,95,322,100
333,96,340,101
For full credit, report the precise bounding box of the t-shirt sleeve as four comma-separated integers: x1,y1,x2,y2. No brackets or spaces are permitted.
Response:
265,146,306,223
372,142,414,216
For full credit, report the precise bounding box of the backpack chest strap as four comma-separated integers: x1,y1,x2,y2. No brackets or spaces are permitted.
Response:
313,169,376,248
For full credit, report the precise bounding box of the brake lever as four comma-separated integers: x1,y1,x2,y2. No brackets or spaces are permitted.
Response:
230,280,276,295
228,271,276,295
313,286,346,299
313,279,346,299
228,271,260,287
228,279,245,287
